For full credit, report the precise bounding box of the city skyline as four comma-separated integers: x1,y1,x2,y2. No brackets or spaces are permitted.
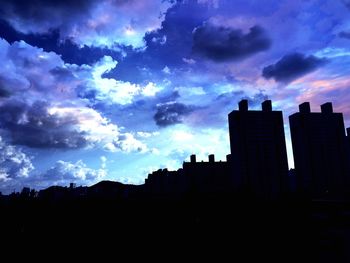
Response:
3,99,350,198
1,0,350,193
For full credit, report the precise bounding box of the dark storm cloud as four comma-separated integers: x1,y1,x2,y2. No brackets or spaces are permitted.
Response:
104,0,275,84
342,0,350,10
154,102,196,127
92,90,182,132
105,0,211,84
0,100,88,148
0,86,11,98
49,66,76,82
0,0,94,24
0,0,172,49
106,0,274,83
262,53,327,83
192,24,271,62
76,85,99,103
0,20,122,65
339,31,350,39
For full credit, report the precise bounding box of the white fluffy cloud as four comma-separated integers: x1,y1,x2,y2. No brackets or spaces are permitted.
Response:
0,129,112,194
0,37,155,193
0,39,67,100
87,56,162,105
0,38,149,152
45,105,148,152
43,160,106,182
0,136,34,182
104,133,148,153
0,158,108,194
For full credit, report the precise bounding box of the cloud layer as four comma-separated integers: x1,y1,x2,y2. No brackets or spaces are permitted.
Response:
0,157,107,194
0,0,173,48
154,102,196,127
0,38,148,153
262,53,327,83
0,136,34,182
42,160,106,183
193,24,271,61
0,0,350,193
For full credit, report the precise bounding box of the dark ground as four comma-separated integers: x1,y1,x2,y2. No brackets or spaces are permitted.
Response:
1,195,350,262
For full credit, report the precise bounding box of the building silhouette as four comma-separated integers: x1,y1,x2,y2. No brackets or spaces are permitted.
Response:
289,102,349,197
2,100,350,201
228,99,289,198
2,100,350,261
347,127,350,169
145,154,232,196
182,154,232,194
145,168,184,196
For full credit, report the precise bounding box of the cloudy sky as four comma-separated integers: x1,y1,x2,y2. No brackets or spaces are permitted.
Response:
0,0,350,193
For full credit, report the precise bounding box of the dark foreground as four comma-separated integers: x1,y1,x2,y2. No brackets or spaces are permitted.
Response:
1,195,350,262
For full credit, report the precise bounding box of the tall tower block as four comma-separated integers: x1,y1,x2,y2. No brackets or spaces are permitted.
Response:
289,102,348,197
228,100,289,198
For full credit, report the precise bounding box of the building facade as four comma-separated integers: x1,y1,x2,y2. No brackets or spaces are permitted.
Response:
289,102,349,197
228,100,289,198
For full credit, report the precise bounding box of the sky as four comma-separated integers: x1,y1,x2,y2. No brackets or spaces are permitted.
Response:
0,0,350,194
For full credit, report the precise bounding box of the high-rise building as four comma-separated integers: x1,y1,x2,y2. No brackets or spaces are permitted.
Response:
345,127,350,189
228,100,289,198
347,127,350,154
289,102,348,197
